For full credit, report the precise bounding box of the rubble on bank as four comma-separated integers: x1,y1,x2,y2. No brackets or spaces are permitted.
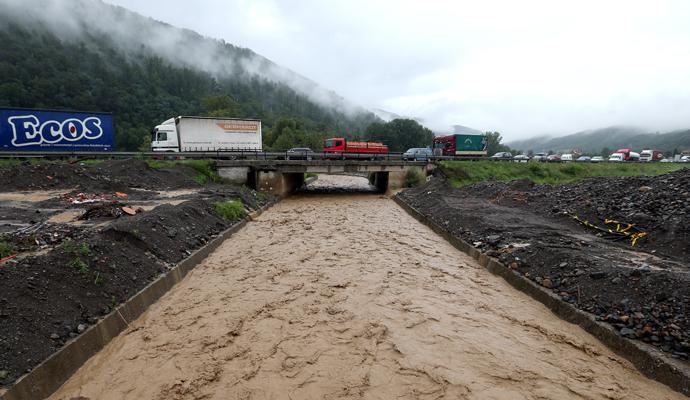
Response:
398,168,690,362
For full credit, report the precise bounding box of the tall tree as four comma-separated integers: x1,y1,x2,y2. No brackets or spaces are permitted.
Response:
485,131,513,155
365,119,434,152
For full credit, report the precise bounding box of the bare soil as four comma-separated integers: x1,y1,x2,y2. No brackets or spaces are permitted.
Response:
0,159,198,192
397,170,690,363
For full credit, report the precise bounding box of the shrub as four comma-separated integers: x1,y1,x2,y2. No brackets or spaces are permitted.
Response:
404,168,424,187
214,200,247,221
69,258,90,274
0,241,14,258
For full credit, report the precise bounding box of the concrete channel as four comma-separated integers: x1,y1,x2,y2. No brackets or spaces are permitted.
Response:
24,175,685,400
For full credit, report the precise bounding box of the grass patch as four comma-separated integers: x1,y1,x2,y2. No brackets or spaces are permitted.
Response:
60,240,90,256
0,240,15,258
0,158,46,168
305,172,318,179
214,200,247,221
0,159,22,168
440,161,687,187
146,159,222,184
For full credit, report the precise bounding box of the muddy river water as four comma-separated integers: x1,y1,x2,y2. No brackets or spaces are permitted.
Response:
50,176,683,399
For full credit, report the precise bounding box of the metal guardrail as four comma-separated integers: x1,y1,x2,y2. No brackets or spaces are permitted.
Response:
0,151,684,163
0,150,489,162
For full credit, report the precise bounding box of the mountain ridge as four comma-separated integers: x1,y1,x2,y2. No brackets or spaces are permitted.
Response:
507,126,690,153
0,0,379,149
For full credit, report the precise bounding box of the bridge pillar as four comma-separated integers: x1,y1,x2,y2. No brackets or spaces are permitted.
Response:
256,171,305,196
370,166,426,194
217,167,251,185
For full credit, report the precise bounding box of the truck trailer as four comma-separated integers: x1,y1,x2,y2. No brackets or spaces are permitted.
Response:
0,107,114,152
432,134,487,156
322,137,388,155
152,116,262,152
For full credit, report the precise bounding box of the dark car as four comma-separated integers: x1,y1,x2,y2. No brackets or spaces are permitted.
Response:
546,154,561,162
286,147,314,160
576,156,591,162
403,147,433,161
490,151,513,160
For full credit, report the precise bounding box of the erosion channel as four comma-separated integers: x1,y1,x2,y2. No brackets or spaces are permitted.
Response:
51,175,683,399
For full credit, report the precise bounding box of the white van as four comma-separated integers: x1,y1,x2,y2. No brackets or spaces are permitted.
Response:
609,153,624,162
560,154,573,161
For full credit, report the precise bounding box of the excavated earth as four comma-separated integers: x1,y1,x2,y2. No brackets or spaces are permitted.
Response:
398,169,690,365
0,160,273,389
48,181,684,399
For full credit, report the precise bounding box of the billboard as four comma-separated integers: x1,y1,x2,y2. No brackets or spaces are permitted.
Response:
0,108,115,152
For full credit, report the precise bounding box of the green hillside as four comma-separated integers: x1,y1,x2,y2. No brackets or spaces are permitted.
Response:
508,126,690,155
0,1,379,150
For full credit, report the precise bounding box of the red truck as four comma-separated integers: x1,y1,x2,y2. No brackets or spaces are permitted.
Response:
323,137,388,156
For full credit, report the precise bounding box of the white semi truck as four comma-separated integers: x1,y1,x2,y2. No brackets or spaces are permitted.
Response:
151,116,262,152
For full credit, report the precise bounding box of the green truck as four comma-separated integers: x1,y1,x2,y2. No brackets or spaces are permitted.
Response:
432,134,488,156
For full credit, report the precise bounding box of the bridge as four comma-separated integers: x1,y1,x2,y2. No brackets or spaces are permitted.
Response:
0,150,446,195
216,159,429,195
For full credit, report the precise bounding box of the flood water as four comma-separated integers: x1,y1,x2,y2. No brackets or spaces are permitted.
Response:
50,175,683,399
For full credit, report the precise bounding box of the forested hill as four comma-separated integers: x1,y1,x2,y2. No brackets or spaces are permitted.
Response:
508,126,690,154
0,0,379,150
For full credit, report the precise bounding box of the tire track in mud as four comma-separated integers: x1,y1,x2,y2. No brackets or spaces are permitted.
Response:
50,183,685,399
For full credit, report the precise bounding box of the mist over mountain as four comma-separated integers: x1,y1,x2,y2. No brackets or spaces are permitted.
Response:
0,0,379,150
508,126,690,154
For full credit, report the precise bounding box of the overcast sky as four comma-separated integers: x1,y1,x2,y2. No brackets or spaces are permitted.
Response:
107,0,690,140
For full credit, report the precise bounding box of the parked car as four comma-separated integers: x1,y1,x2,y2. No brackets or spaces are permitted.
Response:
590,156,604,163
513,154,530,162
680,155,690,163
490,151,513,160
286,147,314,160
660,158,673,163
560,154,573,162
546,154,561,162
609,153,624,162
403,147,433,161
532,152,547,162
576,156,591,162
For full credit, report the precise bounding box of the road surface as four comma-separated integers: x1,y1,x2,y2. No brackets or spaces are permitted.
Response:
50,180,683,399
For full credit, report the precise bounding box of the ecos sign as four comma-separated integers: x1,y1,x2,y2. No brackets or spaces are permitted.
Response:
0,108,114,152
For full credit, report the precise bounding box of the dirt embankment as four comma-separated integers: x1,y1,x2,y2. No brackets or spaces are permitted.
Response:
0,159,198,192
398,169,690,363
0,160,273,388
50,193,684,400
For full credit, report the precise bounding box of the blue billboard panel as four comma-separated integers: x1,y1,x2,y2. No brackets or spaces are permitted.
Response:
0,108,115,152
